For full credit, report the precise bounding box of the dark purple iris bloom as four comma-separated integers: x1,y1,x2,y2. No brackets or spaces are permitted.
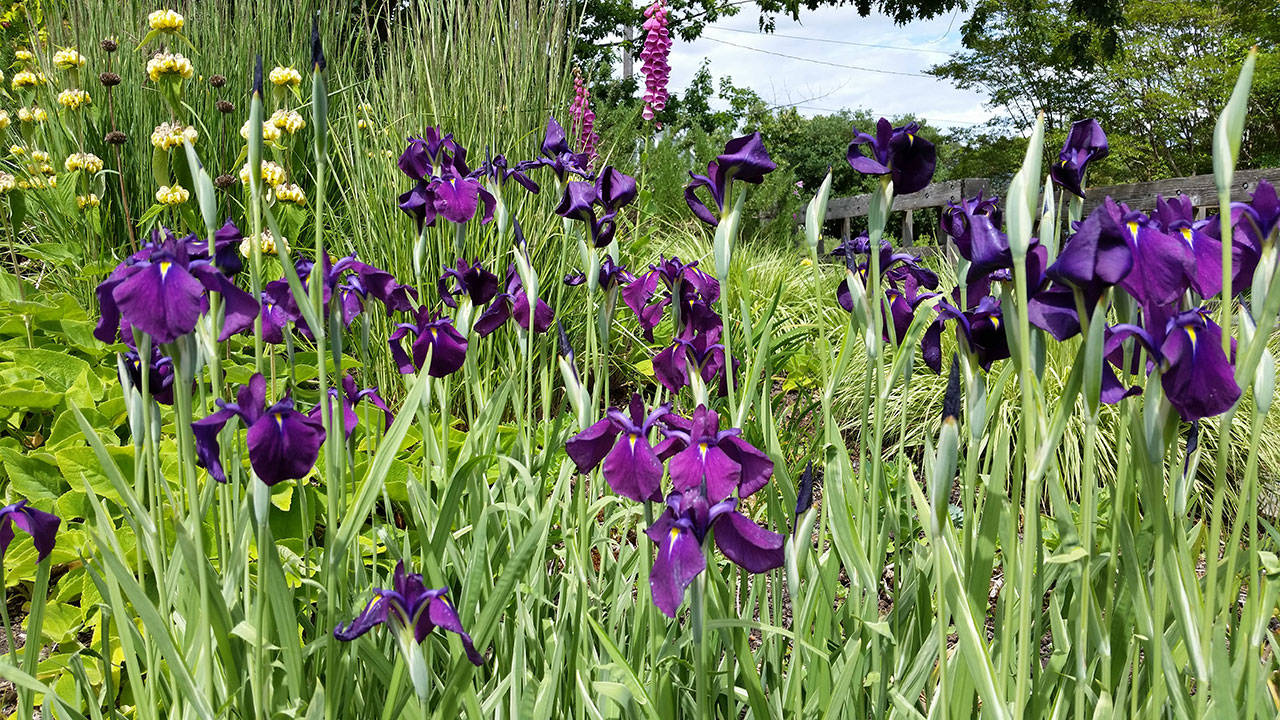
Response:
555,166,638,248
531,117,592,182
657,405,773,502
846,118,936,195
0,500,60,562
476,153,539,194
389,307,468,377
122,345,176,405
1107,308,1240,420
1027,281,1094,341
922,296,1010,374
258,286,295,345
398,128,463,181
1050,119,1109,199
433,166,497,226
645,488,783,618
1046,199,1134,299
94,230,258,345
438,259,500,309
622,256,721,341
653,327,728,395
1235,179,1279,248
564,256,635,290
834,236,939,312
274,254,417,338
310,374,393,440
884,286,938,344
334,561,483,666
565,394,671,502
473,265,554,337
940,192,1001,243
192,373,326,485
684,132,777,227
940,194,1014,281
1153,194,1260,299
1115,209,1195,308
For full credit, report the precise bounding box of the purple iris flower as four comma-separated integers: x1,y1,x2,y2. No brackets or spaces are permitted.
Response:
530,117,592,182
554,166,638,248
191,373,326,485
657,405,774,501
258,286,295,345
846,118,936,195
884,286,938,345
271,255,417,339
477,153,540,194
565,394,671,503
438,259,500,308
397,132,496,229
685,132,777,227
122,345,176,405
473,265,555,337
939,194,1014,281
389,307,468,377
1046,199,1134,299
1235,179,1279,248
564,256,635,290
0,500,60,563
922,296,1010,374
310,374,393,440
834,236,939,312
334,561,483,666
1152,194,1260,299
940,192,1001,243
94,229,258,345
652,327,728,395
621,256,721,341
1114,209,1195,308
1050,119,1109,199
645,488,783,618
398,128,463,181
1107,308,1240,420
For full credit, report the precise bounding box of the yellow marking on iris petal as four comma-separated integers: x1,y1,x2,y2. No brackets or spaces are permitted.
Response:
274,412,285,428
1181,228,1193,245
907,133,915,145
159,261,172,279
697,442,708,458
429,328,438,340
1185,326,1197,346
629,434,638,450
1127,221,1140,241
991,315,1000,330
669,527,680,546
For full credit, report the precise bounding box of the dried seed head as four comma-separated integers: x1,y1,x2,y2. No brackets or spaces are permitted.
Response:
216,100,234,114
209,74,226,88
101,38,118,53
100,72,121,87
214,174,235,190
104,130,127,145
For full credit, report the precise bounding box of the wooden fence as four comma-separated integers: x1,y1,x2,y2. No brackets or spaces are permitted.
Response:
816,168,1280,254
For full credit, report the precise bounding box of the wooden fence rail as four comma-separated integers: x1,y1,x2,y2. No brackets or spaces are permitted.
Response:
815,167,1280,253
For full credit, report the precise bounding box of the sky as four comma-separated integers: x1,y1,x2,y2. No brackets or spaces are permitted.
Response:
662,6,995,130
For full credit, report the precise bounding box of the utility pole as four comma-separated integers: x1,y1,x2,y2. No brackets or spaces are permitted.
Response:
622,23,633,79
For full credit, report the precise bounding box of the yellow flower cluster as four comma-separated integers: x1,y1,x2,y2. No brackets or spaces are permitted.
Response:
269,108,305,134
77,194,101,210
9,146,23,157
65,152,104,174
31,150,49,164
241,119,282,143
0,173,15,193
11,70,42,89
57,88,92,110
14,49,33,62
0,111,9,130
150,122,198,150
269,66,302,87
53,48,85,69
148,9,185,31
146,53,194,82
156,184,190,205
273,183,306,206
40,163,55,176
239,161,288,188
240,230,287,257
17,107,47,123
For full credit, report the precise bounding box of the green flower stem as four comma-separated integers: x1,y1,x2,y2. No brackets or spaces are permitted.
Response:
692,568,709,720
18,558,51,720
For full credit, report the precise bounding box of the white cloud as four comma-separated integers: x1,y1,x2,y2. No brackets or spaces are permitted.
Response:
660,6,993,129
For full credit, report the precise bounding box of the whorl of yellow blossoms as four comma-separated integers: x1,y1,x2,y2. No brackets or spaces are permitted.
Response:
11,70,42,89
148,9,184,32
65,153,104,174
268,66,302,87
150,122,198,150
146,53,194,82
13,49,33,62
240,118,282,143
77,194,101,210
52,48,85,69
31,150,49,163
240,230,286,257
0,111,9,131
273,183,306,206
269,108,305,134
17,107,47,124
57,88,92,110
239,160,287,188
0,173,15,193
156,184,190,205
9,146,23,157
40,164,55,176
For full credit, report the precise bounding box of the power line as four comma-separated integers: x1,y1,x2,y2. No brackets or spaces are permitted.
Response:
783,103,986,126
705,25,954,56
700,36,931,78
